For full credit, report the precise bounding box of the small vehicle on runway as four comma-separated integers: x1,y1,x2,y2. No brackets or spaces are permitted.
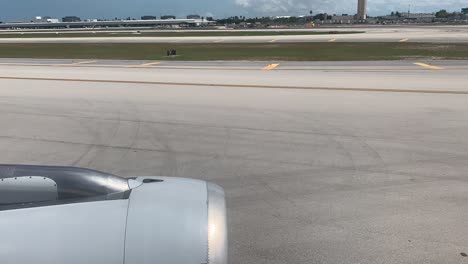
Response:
0,164,227,264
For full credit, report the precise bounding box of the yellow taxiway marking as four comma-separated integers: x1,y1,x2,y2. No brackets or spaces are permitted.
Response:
399,38,409,42
127,61,161,68
269,39,277,43
328,38,337,42
140,61,161,66
71,60,97,65
414,62,443,70
53,60,97,66
1,75,467,95
262,63,280,70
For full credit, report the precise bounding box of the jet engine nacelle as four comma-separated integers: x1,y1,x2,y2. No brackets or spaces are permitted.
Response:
0,165,227,264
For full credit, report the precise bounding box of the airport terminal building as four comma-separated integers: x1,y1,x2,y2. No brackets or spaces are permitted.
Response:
0,18,214,30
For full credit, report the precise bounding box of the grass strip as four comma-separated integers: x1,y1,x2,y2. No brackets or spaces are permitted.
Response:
0,43,467,61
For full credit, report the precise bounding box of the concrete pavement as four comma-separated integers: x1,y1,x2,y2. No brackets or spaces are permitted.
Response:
1,60,468,263
0,26,468,43
0,59,467,92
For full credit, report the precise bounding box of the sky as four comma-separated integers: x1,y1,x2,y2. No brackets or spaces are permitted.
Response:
1,0,466,21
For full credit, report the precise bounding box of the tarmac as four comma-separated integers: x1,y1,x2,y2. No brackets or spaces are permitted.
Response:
1,59,468,263
0,25,468,43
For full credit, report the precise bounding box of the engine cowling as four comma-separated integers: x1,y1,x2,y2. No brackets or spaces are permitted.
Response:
125,177,228,264
0,165,227,264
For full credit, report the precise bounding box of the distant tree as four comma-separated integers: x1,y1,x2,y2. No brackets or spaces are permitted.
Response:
390,11,395,16
313,13,326,20
461,8,468,15
435,9,449,18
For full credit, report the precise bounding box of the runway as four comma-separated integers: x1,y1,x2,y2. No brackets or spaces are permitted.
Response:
1,26,468,43
1,59,468,263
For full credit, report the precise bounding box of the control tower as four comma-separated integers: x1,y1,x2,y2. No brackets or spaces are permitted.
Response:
357,0,367,20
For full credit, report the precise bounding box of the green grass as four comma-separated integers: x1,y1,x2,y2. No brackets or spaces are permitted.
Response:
0,31,363,38
0,43,467,61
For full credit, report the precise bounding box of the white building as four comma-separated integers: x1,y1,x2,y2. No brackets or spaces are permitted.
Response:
46,18,60,23
331,15,355,24
32,16,59,23
403,13,436,22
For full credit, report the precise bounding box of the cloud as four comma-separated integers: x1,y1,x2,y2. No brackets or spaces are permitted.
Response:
234,0,317,14
1,0,465,21
233,0,466,16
